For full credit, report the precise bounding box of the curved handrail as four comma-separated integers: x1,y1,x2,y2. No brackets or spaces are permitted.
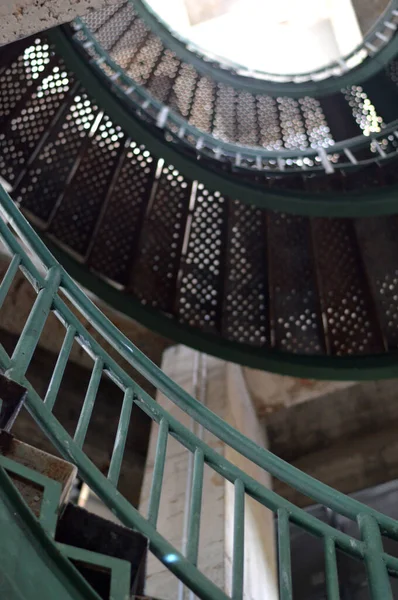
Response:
132,0,398,97
1,183,398,597
45,28,398,217
41,233,398,381
73,18,398,172
0,468,101,600
135,0,398,82
1,193,398,535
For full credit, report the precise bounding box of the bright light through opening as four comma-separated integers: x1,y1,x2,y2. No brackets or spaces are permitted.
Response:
146,0,377,75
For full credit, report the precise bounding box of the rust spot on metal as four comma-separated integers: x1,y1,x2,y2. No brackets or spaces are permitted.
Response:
42,455,71,486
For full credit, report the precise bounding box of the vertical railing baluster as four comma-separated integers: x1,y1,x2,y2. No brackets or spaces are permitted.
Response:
186,448,204,565
107,387,134,487
278,508,293,600
7,265,61,381
324,536,340,600
74,357,103,448
358,514,393,600
147,417,169,527
44,325,76,410
0,254,21,310
232,478,245,600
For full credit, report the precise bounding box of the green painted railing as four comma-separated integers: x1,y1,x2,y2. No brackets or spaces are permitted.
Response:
73,13,398,175
132,0,398,95
1,183,398,598
48,27,398,218
0,467,101,600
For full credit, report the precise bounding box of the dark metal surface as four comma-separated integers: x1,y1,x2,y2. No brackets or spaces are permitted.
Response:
355,216,398,349
0,374,27,432
79,1,398,157
129,163,191,313
49,114,124,255
46,26,398,216
312,218,385,355
223,201,269,346
18,92,98,223
3,31,398,376
88,140,156,284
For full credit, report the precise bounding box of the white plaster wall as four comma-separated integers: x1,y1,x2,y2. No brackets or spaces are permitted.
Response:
139,346,227,599
147,0,190,31
0,248,169,374
225,363,278,600
0,0,123,45
140,346,278,599
329,0,362,56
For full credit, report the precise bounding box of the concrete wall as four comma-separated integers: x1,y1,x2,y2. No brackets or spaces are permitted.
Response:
351,0,389,35
265,378,398,506
0,248,170,507
0,0,124,45
243,368,398,508
243,367,353,416
329,0,362,56
139,347,228,599
139,346,278,600
225,363,277,600
0,249,170,383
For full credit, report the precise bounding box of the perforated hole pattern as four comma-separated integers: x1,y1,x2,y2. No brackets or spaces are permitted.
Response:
1,31,395,360
223,201,269,346
18,91,99,221
178,184,227,332
49,114,125,255
80,1,398,156
88,140,156,283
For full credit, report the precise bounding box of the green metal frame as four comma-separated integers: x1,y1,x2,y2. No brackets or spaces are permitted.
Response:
0,467,101,600
39,230,398,381
47,27,398,217
132,0,398,97
73,17,398,171
57,543,131,600
1,184,398,598
0,454,61,537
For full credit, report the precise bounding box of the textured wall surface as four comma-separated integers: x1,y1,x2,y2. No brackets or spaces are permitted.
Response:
0,249,170,506
140,346,278,600
0,251,170,379
266,378,398,506
352,0,389,34
0,0,123,45
243,367,353,416
225,363,277,600
139,346,227,599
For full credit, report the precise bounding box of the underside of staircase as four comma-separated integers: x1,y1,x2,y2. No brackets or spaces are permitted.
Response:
2,2,398,599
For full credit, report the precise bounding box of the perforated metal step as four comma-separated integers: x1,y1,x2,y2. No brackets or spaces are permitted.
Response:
2,31,398,376
72,1,398,179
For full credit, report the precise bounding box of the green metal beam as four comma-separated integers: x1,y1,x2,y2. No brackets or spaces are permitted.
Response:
0,467,101,600
2,184,398,599
133,0,398,98
46,28,398,217
72,16,398,164
40,230,398,381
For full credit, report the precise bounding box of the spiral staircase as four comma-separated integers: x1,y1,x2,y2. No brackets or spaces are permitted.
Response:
2,1,398,598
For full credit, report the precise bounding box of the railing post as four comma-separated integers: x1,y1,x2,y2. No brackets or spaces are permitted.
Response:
358,513,393,600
